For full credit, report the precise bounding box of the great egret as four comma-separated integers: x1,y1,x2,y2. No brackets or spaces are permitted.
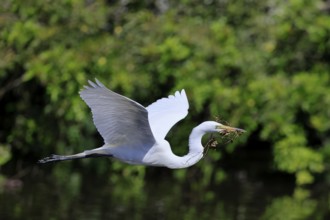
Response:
39,79,245,169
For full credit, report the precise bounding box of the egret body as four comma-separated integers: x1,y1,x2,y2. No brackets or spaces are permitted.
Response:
39,80,244,169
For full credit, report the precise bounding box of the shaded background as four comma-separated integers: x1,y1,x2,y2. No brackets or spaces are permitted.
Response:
1,0,330,219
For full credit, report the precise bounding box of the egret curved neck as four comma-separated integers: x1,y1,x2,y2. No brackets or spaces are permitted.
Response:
166,125,206,169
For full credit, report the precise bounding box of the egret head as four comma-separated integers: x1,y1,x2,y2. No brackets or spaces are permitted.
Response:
200,121,246,135
199,121,245,156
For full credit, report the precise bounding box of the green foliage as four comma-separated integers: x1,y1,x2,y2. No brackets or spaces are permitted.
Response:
0,145,11,191
261,188,317,220
0,145,11,166
1,0,330,187
261,196,317,220
274,133,324,184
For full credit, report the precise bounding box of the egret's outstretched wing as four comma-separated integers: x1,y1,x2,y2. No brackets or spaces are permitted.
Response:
146,90,189,141
79,79,155,149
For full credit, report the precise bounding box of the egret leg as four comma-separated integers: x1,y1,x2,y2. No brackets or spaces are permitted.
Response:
38,147,111,164
38,152,87,164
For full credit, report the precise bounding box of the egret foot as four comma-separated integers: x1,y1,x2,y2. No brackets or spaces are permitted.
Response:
38,154,65,164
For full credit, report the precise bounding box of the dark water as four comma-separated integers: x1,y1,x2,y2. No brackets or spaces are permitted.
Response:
1,149,329,220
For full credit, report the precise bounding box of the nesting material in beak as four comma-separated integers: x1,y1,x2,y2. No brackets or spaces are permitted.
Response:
203,125,246,155
219,125,246,135
218,125,246,144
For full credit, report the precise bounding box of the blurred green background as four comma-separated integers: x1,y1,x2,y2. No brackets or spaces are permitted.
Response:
1,0,330,219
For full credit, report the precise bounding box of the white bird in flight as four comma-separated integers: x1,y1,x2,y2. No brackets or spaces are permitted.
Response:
39,79,245,169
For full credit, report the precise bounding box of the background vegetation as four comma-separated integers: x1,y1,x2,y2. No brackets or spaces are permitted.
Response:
1,0,330,218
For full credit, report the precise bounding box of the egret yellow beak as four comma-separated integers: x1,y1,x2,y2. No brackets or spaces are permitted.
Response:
216,124,246,135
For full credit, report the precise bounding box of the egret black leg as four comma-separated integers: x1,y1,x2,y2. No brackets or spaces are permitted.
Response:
38,147,111,164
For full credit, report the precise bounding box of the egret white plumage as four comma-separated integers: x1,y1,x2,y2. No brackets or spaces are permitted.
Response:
39,79,245,169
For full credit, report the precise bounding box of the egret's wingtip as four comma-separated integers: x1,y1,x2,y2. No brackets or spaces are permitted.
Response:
95,78,105,87
88,80,98,88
